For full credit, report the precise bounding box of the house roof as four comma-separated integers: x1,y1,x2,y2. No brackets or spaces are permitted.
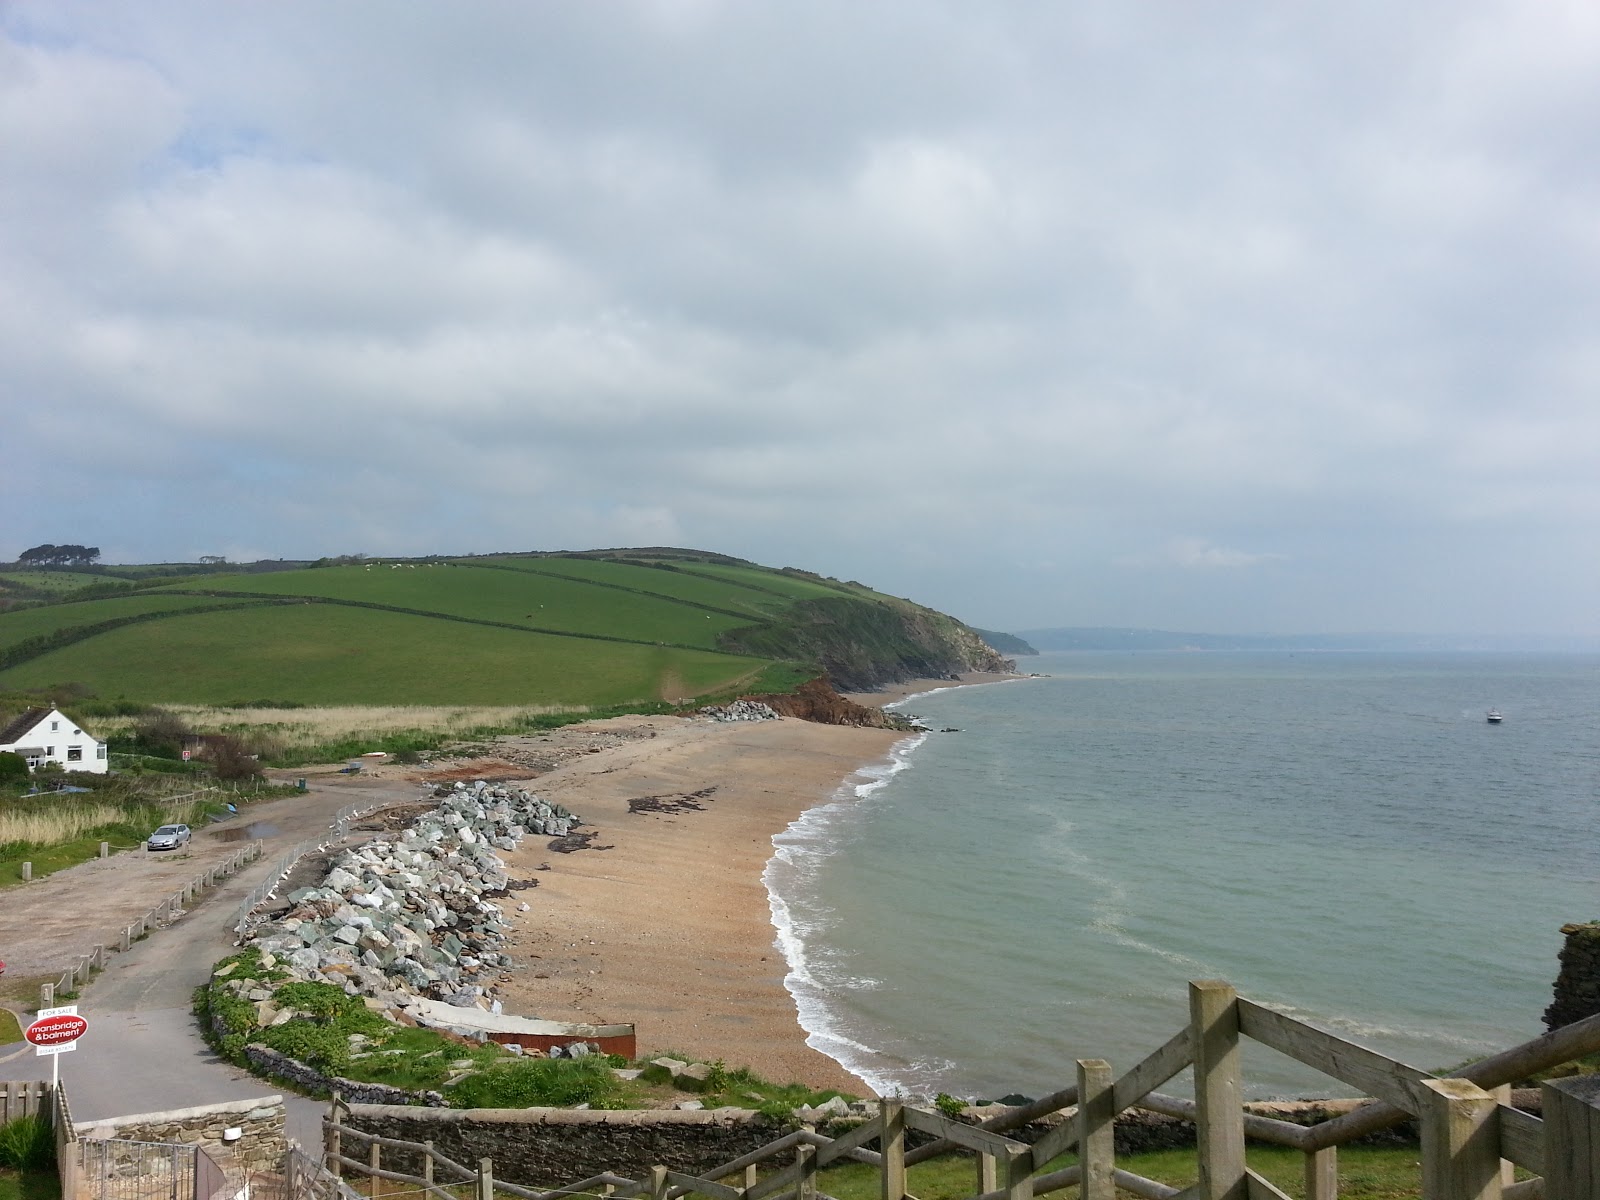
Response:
0,706,49,747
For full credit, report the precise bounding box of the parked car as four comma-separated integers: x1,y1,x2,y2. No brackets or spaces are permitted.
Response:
146,823,192,851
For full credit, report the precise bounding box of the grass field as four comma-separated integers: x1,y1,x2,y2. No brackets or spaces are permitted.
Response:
0,571,108,594
483,556,809,618
156,563,751,648
0,603,767,706
0,548,976,711
0,593,254,653
817,1143,1432,1200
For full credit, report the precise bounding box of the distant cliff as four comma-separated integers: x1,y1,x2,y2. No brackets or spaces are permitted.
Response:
721,595,1015,692
972,628,1039,656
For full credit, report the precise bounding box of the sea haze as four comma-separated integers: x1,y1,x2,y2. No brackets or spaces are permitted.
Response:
765,651,1600,1101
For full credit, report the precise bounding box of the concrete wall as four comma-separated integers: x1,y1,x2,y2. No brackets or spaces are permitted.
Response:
75,1096,288,1175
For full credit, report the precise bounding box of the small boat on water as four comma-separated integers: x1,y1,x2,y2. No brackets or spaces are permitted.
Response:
1486,709,1503,723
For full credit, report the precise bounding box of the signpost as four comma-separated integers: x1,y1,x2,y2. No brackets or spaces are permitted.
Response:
25,1006,87,1088
182,750,191,761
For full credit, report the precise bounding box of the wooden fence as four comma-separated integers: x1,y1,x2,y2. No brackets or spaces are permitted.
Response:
37,842,263,1009
324,980,1600,1200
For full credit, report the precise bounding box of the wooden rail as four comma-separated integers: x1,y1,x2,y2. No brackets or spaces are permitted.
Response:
326,981,1600,1200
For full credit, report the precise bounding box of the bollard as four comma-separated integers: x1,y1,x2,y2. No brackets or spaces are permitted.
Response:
41,982,53,1009
21,862,31,882
99,841,109,859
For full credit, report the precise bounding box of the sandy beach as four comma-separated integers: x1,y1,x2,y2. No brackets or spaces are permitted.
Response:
492,674,1018,1095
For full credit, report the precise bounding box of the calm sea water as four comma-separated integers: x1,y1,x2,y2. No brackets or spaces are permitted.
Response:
764,652,1600,1100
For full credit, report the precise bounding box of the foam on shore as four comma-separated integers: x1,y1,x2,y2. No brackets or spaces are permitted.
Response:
763,729,928,1096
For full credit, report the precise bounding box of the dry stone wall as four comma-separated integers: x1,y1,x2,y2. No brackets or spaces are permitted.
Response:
75,1096,287,1174
340,1103,775,1184
1546,921,1600,1030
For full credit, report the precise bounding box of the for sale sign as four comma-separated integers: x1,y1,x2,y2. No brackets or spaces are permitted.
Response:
26,1006,86,1055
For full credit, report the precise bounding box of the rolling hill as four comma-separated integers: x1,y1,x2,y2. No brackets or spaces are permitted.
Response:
0,549,1012,708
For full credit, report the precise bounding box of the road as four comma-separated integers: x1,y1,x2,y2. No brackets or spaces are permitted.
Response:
0,771,428,1148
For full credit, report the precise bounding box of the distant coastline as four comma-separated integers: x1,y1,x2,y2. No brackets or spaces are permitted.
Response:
1016,627,1600,653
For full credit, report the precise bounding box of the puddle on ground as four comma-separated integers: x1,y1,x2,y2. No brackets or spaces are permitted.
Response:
213,821,281,842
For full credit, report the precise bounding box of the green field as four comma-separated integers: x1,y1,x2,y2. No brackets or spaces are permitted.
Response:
675,561,870,601
155,563,751,648
0,571,109,594
0,603,767,705
479,556,806,617
0,548,999,709
0,593,254,653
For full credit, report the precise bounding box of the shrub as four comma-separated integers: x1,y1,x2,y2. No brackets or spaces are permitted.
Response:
0,751,29,782
131,708,191,758
0,1113,54,1170
446,1057,624,1109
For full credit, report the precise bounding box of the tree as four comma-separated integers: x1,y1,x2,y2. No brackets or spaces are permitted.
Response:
17,543,100,568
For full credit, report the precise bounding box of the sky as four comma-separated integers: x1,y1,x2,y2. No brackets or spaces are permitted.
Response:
3,3,1597,637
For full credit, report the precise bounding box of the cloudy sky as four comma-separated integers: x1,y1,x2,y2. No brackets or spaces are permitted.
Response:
4,3,1597,636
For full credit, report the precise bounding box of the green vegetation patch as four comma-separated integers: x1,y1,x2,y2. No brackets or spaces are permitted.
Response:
0,604,770,707
446,1057,630,1109
160,564,749,649
485,556,801,619
0,1008,22,1045
0,594,254,655
818,1143,1433,1200
0,572,108,595
676,562,869,601
0,1115,54,1173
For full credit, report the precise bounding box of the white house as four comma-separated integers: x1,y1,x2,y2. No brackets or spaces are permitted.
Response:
0,706,109,774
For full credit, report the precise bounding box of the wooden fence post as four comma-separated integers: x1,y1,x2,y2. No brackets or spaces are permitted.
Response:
1077,1059,1114,1200
41,983,53,1009
370,1141,383,1200
478,1157,495,1200
99,842,108,859
880,1100,906,1200
1543,1073,1600,1198
1001,1145,1033,1200
977,1152,997,1195
1304,1147,1337,1200
647,1165,668,1200
424,1140,435,1190
794,1143,816,1200
325,1095,342,1174
1419,1078,1501,1200
1190,980,1246,1200
21,862,30,882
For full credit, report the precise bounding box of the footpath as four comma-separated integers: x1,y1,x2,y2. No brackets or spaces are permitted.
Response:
0,772,426,1148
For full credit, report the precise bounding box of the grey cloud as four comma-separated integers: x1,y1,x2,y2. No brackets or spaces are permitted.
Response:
2,1,1597,635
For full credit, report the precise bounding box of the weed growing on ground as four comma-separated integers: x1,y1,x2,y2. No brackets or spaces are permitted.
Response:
0,1116,53,1171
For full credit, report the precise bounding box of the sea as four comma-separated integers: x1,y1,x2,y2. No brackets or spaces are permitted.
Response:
763,651,1600,1101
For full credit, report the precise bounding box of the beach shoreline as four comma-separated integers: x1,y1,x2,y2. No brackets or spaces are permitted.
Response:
493,674,1020,1095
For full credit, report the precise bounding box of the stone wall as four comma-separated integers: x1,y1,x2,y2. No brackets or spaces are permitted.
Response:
75,1096,287,1174
245,1044,447,1107
1545,921,1600,1030
340,1104,777,1185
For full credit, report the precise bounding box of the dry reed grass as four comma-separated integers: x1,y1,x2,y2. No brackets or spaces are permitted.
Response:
0,799,202,848
92,704,586,753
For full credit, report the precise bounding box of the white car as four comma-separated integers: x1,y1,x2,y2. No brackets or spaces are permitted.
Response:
146,823,192,851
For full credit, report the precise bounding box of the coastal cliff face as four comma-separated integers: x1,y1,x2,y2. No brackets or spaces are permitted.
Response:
719,595,1014,692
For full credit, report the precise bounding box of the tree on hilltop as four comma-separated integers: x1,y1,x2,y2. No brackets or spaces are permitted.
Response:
18,543,101,567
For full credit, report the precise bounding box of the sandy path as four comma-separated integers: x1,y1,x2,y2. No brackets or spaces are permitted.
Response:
495,715,905,1095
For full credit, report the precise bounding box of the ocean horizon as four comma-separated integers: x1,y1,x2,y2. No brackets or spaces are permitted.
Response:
765,650,1600,1101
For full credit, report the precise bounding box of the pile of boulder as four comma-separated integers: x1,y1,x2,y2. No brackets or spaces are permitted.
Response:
698,700,780,723
247,781,580,1009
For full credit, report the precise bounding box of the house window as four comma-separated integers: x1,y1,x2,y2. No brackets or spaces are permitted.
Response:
68,746,83,761
97,746,108,759
46,746,54,756
51,720,59,731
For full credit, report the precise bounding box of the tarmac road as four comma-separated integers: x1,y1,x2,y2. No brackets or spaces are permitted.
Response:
0,772,428,1148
